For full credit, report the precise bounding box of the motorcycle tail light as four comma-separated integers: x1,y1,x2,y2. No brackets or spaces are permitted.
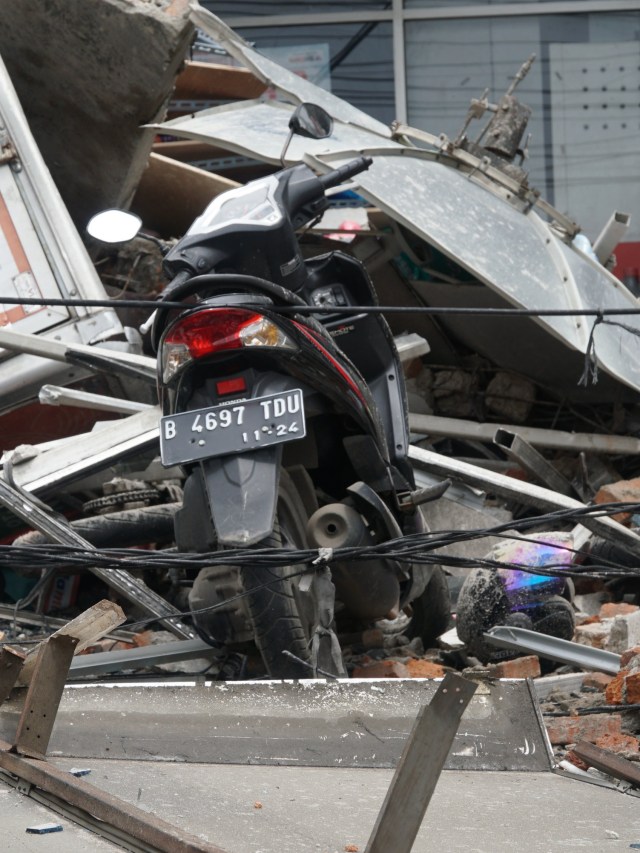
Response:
161,308,296,382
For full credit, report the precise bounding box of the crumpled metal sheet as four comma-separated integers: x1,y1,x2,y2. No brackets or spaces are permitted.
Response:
310,149,640,394
162,6,640,395
189,3,390,139
154,99,401,166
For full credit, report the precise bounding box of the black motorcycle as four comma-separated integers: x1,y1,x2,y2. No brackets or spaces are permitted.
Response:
90,104,450,678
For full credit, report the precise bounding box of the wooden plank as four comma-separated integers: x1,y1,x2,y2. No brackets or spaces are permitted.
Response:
365,673,478,853
132,152,239,237
175,61,266,101
573,740,640,788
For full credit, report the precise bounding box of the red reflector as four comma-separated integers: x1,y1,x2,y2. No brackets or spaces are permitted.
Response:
216,377,247,396
164,308,263,359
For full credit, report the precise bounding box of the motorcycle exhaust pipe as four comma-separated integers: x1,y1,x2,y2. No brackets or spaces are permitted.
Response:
306,503,400,620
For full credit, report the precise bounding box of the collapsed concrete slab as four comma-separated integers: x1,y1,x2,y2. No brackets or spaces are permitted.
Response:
0,0,193,229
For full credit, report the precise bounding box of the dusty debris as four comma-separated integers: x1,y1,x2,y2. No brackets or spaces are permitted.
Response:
1,2,640,708
486,655,541,680
575,608,640,655
582,672,615,691
17,600,126,686
352,660,410,679
484,371,536,424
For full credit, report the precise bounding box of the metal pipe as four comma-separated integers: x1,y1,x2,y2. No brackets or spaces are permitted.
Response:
408,444,640,555
593,211,631,266
493,428,574,495
483,625,621,675
39,384,152,414
410,412,640,455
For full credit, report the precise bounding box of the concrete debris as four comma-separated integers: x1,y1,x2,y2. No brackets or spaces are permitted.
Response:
0,0,194,229
484,371,536,424
574,606,640,655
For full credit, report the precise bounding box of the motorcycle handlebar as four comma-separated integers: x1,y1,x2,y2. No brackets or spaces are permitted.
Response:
317,156,373,191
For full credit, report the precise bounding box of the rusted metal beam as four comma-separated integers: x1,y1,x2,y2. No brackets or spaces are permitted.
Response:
18,600,125,686
14,635,78,759
573,740,640,789
0,739,229,853
365,672,477,853
0,646,26,707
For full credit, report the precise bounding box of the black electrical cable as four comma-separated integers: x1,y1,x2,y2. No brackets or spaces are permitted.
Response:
3,293,640,319
1,501,639,580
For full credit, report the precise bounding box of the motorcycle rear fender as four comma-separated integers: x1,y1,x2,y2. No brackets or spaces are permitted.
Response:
178,373,305,548
201,445,282,547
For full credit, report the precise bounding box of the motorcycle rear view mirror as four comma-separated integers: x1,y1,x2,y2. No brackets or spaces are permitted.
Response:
280,102,333,165
87,209,142,244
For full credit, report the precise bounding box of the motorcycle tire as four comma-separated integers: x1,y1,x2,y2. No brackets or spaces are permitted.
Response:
11,504,179,576
239,470,339,679
406,566,452,649
528,594,575,642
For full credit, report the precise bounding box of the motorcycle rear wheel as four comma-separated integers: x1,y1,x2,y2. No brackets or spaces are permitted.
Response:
239,470,331,679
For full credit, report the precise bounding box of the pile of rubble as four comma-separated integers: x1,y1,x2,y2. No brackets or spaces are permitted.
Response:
0,4,640,800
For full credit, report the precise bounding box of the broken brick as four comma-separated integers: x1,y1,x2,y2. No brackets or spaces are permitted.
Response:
595,732,640,755
582,672,614,692
545,713,622,745
565,750,590,771
626,672,640,704
599,602,639,619
574,621,611,650
594,478,640,523
351,660,409,679
605,673,626,705
405,659,445,678
620,647,640,668
575,614,601,626
131,630,154,647
487,655,541,679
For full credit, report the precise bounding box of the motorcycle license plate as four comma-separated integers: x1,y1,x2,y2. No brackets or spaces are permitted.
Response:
160,389,305,467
